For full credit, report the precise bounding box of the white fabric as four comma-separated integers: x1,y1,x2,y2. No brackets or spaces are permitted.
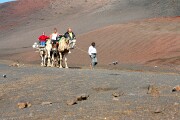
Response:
69,39,76,48
51,33,58,40
88,46,97,55
69,39,76,44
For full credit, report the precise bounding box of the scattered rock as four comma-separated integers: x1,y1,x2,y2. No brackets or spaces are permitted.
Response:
174,102,179,106
76,93,89,101
66,93,89,105
3,74,7,78
9,63,20,67
112,91,124,97
172,85,180,92
17,102,31,109
41,102,53,105
109,61,118,65
154,110,161,113
147,85,159,97
154,107,164,114
66,99,77,105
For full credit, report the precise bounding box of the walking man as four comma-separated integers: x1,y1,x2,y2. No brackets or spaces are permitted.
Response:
88,42,98,69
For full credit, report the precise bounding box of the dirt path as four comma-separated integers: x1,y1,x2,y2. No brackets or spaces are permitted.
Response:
0,62,180,120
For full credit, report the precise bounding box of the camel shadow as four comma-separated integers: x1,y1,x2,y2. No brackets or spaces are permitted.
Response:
69,67,82,69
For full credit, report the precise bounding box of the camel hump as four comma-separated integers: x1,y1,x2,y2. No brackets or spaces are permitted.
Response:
58,37,70,52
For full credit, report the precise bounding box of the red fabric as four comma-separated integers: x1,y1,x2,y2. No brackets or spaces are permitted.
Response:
38,35,49,42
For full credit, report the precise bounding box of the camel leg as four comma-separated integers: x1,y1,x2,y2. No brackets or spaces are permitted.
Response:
41,56,44,66
47,51,51,67
39,51,44,66
43,54,47,67
59,52,63,68
64,54,68,68
51,52,55,67
44,50,48,67
51,53,54,67
42,56,45,66
47,57,51,67
57,53,60,67
42,51,46,66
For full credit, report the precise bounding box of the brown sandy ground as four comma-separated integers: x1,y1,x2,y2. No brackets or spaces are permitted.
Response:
0,0,180,69
0,17,179,72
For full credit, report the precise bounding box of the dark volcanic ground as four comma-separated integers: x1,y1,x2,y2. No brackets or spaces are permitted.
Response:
0,62,179,120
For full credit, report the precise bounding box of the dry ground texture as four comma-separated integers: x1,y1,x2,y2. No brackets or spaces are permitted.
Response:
0,62,180,120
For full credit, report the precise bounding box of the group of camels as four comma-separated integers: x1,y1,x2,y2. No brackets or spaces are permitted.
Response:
37,36,70,68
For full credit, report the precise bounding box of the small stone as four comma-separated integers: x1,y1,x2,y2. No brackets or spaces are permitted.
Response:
66,99,77,105
76,94,89,101
174,102,179,106
154,107,163,114
154,109,161,113
172,85,180,92
27,102,31,107
9,63,20,67
17,102,31,109
112,91,124,97
41,102,52,105
147,85,159,97
3,74,6,78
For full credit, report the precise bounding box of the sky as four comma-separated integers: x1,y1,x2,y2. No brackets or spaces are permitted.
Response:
0,0,16,3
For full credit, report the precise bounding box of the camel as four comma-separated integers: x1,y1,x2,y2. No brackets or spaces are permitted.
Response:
58,37,70,68
32,42,47,66
45,39,52,67
39,47,47,66
51,42,60,67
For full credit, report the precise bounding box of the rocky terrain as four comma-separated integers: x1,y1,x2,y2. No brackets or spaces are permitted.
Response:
0,62,180,120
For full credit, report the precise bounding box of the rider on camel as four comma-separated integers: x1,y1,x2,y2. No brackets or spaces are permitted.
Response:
50,28,59,45
64,28,76,49
38,32,49,47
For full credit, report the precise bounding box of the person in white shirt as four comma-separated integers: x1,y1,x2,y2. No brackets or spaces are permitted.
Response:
88,42,98,69
50,28,59,44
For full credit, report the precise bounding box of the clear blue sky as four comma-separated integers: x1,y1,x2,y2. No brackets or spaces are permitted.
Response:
0,0,16,3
